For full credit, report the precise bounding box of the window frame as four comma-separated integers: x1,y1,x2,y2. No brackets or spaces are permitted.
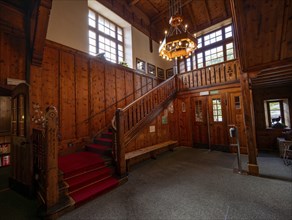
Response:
266,100,285,127
88,9,124,64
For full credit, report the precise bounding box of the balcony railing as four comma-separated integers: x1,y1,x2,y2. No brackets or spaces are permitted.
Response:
177,60,240,90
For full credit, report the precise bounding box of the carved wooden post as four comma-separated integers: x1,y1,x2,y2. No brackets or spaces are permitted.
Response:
115,108,127,177
45,106,59,207
240,72,259,176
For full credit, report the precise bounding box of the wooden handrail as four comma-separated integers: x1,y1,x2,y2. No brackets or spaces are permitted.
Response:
114,76,176,176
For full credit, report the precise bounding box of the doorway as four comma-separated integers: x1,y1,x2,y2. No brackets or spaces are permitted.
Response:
191,93,229,151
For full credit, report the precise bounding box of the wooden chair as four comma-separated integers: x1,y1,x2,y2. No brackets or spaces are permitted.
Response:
283,142,292,166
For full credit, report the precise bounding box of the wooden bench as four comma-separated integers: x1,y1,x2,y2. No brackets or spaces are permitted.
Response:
125,140,178,171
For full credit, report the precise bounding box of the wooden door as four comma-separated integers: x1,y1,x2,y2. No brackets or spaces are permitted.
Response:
208,94,228,150
191,96,209,148
10,83,32,191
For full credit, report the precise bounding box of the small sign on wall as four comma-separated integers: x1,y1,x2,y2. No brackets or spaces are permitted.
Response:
149,125,155,133
162,116,168,124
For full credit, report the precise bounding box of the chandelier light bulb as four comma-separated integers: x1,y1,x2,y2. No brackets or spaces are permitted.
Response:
165,30,168,35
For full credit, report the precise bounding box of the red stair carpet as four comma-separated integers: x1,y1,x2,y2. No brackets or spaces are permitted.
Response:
58,131,119,206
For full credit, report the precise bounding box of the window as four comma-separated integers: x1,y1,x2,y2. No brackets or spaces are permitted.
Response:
264,99,290,128
204,30,222,46
88,10,124,64
195,100,203,122
205,46,224,66
212,99,223,122
225,25,233,38
177,24,235,73
234,96,241,109
226,42,234,61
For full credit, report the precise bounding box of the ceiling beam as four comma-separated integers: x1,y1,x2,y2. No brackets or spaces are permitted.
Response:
129,0,140,6
151,0,193,24
203,0,212,26
186,2,197,32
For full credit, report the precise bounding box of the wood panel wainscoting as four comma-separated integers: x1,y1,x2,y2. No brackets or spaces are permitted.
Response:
30,40,159,154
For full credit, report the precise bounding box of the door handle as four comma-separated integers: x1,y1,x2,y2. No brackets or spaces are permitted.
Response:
21,141,30,145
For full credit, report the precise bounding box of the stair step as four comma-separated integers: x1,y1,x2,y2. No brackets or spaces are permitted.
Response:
66,167,113,192
86,144,112,156
101,132,113,139
59,152,105,179
94,138,113,147
70,177,119,206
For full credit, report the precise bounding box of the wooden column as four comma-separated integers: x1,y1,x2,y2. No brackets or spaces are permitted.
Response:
115,108,127,177
45,106,59,207
240,72,259,175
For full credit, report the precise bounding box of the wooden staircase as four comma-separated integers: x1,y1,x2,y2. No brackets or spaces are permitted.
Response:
34,76,177,219
58,130,121,205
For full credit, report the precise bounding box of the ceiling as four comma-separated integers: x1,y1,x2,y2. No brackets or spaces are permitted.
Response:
128,0,231,36
97,0,232,43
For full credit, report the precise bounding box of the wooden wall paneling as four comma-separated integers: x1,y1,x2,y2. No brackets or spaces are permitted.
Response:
41,46,59,107
168,100,178,140
125,71,134,105
30,65,42,124
134,74,142,98
147,77,153,91
280,1,292,59
0,32,25,84
75,55,89,138
116,68,126,108
141,76,147,95
90,59,105,136
105,65,116,125
178,98,192,146
59,51,76,142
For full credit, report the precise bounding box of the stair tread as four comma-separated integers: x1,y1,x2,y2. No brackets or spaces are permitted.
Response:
66,167,113,191
95,138,112,142
86,143,111,150
70,177,119,205
59,152,105,178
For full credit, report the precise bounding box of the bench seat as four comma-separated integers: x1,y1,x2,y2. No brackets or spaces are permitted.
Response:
125,140,178,171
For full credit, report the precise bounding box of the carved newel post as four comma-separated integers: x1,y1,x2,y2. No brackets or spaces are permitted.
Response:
45,106,59,207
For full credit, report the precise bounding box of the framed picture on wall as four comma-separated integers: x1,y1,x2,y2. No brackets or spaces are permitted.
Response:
147,63,156,75
136,58,146,73
157,67,165,79
166,68,174,79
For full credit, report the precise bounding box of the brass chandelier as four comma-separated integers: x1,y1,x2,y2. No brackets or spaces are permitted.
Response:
159,0,197,61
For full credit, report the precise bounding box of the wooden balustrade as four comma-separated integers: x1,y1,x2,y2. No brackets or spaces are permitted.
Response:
177,60,240,90
114,77,176,176
32,106,59,208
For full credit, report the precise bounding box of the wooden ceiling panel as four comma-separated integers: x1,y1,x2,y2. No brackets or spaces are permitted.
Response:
231,0,290,72
207,0,228,22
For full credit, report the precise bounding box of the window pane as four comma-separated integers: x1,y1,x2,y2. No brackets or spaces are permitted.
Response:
212,98,223,122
